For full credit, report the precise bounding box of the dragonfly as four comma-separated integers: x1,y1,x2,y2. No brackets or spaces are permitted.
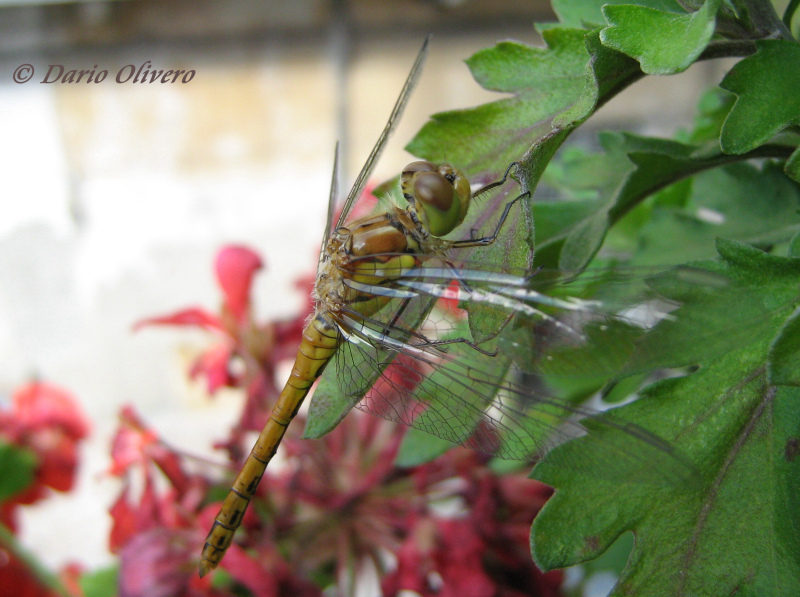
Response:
198,36,697,576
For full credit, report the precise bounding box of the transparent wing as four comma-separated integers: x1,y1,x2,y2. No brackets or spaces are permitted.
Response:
331,293,439,399
335,254,696,377
335,36,430,230
321,142,340,250
317,256,797,485
328,287,696,486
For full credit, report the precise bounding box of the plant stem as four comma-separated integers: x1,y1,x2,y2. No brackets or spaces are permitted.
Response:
699,40,758,60
609,144,796,223
785,0,800,30
740,0,795,39
0,520,71,597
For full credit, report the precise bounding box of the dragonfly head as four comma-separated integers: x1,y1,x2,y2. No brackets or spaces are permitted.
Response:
401,161,471,237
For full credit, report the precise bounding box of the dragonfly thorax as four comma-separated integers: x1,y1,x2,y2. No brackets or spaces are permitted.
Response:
313,205,451,322
401,161,471,238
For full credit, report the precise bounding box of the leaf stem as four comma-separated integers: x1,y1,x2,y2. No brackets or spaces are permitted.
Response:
698,40,758,60
608,144,796,223
785,0,800,31
0,520,71,597
739,0,795,39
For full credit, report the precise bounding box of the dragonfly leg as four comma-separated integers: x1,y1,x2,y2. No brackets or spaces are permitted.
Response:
424,335,498,357
382,295,414,336
452,188,530,249
452,161,530,249
472,161,521,198
443,261,475,294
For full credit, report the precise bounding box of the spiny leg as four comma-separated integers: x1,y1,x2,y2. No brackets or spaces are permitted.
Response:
453,162,530,249
471,161,521,198
452,188,530,249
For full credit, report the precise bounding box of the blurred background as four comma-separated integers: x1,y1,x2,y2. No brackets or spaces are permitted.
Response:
0,0,729,576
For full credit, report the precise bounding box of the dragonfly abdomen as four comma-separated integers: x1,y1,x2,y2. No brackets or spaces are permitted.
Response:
198,315,339,577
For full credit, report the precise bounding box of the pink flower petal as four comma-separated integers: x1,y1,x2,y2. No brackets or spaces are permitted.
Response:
118,528,195,597
108,406,159,476
215,245,264,323
12,382,90,441
189,344,235,394
133,307,225,333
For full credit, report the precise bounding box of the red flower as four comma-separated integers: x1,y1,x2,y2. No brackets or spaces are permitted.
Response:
215,245,263,324
189,343,235,395
380,450,561,597
133,307,225,334
118,528,205,597
11,383,89,441
108,405,321,596
0,381,90,597
134,244,308,458
0,382,90,509
219,544,321,597
108,406,206,553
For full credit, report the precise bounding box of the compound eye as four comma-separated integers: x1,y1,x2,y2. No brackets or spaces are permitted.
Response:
414,171,454,213
412,171,467,237
401,162,471,237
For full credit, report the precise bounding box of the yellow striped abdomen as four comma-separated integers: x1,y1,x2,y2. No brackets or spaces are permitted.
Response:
198,314,339,577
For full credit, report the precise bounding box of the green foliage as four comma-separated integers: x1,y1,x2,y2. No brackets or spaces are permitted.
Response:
305,0,800,594
530,242,800,592
600,0,720,74
403,1,800,595
79,566,119,597
720,40,800,153
0,440,37,502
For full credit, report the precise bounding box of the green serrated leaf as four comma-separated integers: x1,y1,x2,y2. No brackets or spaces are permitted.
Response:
531,199,603,250
600,0,720,75
715,235,800,278
0,441,37,503
553,0,685,30
407,30,597,315
531,242,800,594
624,240,800,373
465,186,533,344
408,29,589,174
534,131,748,269
609,134,703,219
539,126,800,270
585,533,635,581
554,31,642,127
559,210,610,271
721,40,800,154
534,133,637,261
533,368,800,595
